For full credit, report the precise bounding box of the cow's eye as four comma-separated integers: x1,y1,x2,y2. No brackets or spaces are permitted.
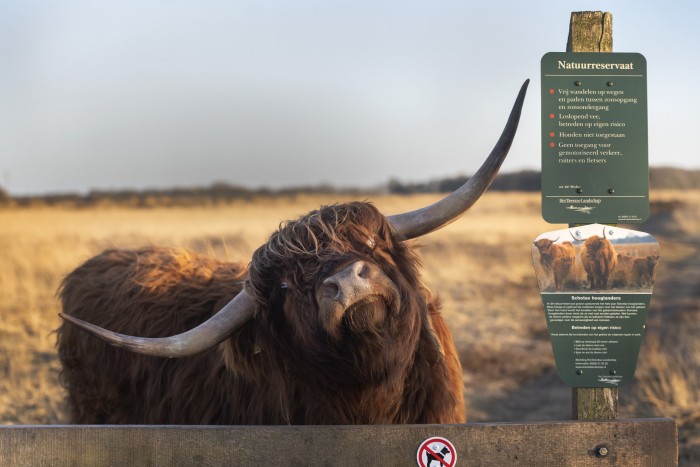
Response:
280,281,288,289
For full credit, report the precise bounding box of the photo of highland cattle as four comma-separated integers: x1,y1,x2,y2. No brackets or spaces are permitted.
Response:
532,223,660,293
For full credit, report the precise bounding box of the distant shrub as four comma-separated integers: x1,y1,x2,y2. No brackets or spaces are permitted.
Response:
4,167,699,208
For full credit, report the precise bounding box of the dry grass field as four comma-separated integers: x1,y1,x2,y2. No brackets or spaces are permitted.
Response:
1,190,699,462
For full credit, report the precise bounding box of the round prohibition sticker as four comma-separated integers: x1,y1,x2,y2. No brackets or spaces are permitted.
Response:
416,436,457,467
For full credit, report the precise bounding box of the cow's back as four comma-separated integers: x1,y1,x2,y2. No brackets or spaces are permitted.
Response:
57,247,248,424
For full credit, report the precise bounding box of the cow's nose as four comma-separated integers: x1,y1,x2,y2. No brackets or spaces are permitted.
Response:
321,261,372,304
320,280,340,301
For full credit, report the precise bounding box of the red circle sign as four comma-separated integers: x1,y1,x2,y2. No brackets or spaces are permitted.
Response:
416,437,457,467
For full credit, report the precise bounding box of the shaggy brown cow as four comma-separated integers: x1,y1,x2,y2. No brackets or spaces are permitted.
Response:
533,238,575,273
579,229,617,290
632,255,659,287
533,237,575,289
57,81,528,425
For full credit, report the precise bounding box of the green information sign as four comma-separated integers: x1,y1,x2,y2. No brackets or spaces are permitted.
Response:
541,52,648,224
532,224,660,387
541,293,649,387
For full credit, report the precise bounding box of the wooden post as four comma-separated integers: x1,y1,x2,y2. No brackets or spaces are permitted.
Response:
566,11,613,52
566,11,619,421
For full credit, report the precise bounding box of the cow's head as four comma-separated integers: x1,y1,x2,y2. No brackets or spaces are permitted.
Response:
59,80,529,360
533,237,558,255
571,226,614,252
233,201,435,386
248,202,410,340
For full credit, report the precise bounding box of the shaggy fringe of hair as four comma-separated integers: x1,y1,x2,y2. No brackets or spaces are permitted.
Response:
247,202,407,306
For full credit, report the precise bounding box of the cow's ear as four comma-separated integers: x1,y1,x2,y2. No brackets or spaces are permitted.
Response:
427,312,453,358
425,307,464,411
425,318,445,358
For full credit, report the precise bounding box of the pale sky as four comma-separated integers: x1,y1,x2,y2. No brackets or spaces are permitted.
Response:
1,1,698,195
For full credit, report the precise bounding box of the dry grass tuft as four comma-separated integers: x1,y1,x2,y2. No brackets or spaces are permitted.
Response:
633,325,700,425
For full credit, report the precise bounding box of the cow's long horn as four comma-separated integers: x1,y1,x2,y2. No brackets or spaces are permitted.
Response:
388,79,529,240
59,289,256,358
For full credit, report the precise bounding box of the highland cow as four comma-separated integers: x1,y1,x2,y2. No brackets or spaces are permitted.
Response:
611,253,635,288
533,237,576,290
57,81,528,426
632,255,659,287
579,229,617,290
551,256,574,291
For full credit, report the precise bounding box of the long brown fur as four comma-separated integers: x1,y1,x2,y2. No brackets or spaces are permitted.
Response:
632,255,658,287
552,256,574,291
533,239,575,273
57,202,465,424
580,235,617,290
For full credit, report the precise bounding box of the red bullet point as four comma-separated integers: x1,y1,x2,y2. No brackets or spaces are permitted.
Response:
549,132,555,137
549,89,555,94
549,142,555,148
549,113,555,119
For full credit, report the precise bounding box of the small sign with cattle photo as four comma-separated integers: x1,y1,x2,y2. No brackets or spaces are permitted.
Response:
532,223,659,387
532,224,659,294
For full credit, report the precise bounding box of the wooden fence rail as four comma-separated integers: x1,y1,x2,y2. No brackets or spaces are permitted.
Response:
0,418,676,466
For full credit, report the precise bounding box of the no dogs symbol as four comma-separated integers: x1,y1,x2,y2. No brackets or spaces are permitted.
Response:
416,437,457,467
